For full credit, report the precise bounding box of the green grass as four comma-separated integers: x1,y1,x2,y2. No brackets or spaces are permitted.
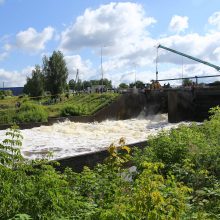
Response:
0,93,120,124
46,93,119,117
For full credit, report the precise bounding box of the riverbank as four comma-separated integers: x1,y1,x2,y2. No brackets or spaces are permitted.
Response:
0,92,147,130
0,93,120,128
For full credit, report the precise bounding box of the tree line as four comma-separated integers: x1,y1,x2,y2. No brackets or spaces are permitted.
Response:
23,50,148,98
23,51,113,97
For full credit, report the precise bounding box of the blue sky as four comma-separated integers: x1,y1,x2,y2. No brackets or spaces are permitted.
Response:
0,0,220,87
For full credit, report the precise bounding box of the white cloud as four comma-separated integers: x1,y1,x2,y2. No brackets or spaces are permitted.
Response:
157,32,220,65
2,4,220,87
208,11,220,29
169,15,189,33
15,27,54,53
3,43,12,51
64,55,95,81
60,2,156,52
213,47,220,60
0,52,8,61
0,66,34,87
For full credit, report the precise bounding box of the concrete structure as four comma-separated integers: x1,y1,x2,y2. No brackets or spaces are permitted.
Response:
168,88,220,122
1,88,220,171
55,140,147,172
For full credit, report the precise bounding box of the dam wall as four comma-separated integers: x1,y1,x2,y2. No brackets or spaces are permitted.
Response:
168,88,220,122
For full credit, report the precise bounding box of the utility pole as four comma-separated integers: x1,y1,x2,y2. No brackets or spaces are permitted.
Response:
75,69,79,91
156,47,159,81
101,46,104,92
133,63,137,88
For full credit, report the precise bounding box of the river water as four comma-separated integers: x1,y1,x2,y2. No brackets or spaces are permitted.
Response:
0,114,188,160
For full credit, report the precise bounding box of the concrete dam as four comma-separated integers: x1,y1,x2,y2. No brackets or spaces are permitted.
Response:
55,87,220,172
92,87,220,123
1,89,219,172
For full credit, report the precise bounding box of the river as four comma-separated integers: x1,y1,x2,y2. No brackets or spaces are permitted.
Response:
0,114,188,160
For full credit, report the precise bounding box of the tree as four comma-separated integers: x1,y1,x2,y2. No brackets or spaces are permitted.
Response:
23,65,44,97
89,78,112,88
83,80,92,89
101,78,112,89
135,80,145,89
43,51,68,95
209,81,220,87
182,78,193,86
129,80,145,89
119,83,128,89
69,79,76,91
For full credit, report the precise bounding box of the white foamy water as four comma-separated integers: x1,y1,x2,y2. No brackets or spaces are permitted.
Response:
0,114,188,160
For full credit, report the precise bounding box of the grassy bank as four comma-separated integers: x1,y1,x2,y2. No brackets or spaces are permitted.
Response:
0,107,219,219
0,93,120,124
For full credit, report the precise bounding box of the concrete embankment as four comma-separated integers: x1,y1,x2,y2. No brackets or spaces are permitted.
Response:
55,140,148,172
168,88,220,122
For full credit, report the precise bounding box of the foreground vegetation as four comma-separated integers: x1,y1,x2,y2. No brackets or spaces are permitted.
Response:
0,107,220,219
0,93,119,124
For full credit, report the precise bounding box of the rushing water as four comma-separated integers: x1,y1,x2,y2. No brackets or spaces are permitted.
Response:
0,114,188,160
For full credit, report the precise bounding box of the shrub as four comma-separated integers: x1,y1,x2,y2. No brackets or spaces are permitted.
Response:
1,106,220,219
14,103,48,123
0,90,13,97
132,107,220,218
4,90,13,96
60,104,81,116
0,109,15,124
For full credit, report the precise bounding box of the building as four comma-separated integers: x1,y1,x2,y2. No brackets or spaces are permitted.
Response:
0,87,24,96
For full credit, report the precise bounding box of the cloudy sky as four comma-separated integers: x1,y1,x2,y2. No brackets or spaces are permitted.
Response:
1,0,220,87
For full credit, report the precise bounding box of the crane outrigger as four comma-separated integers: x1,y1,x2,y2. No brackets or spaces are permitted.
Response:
157,44,220,72
156,44,220,84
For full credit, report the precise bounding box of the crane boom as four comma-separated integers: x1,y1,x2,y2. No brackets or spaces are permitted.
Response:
158,44,220,72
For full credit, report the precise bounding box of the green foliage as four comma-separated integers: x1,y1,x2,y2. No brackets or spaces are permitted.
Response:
129,80,145,89
14,103,48,123
60,104,82,116
99,163,191,220
182,78,193,86
118,82,128,89
0,125,192,220
0,125,23,168
43,51,68,95
0,93,119,124
0,103,48,124
0,109,15,124
23,65,44,98
69,78,113,91
0,89,13,97
1,107,220,219
58,93,119,117
9,214,32,220
133,106,220,218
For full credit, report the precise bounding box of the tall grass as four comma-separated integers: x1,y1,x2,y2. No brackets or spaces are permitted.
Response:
0,103,48,124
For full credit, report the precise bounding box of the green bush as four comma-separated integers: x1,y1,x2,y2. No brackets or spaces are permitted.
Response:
0,109,15,124
1,107,220,219
133,107,220,218
60,104,81,116
0,89,13,97
14,103,48,123
0,126,192,219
